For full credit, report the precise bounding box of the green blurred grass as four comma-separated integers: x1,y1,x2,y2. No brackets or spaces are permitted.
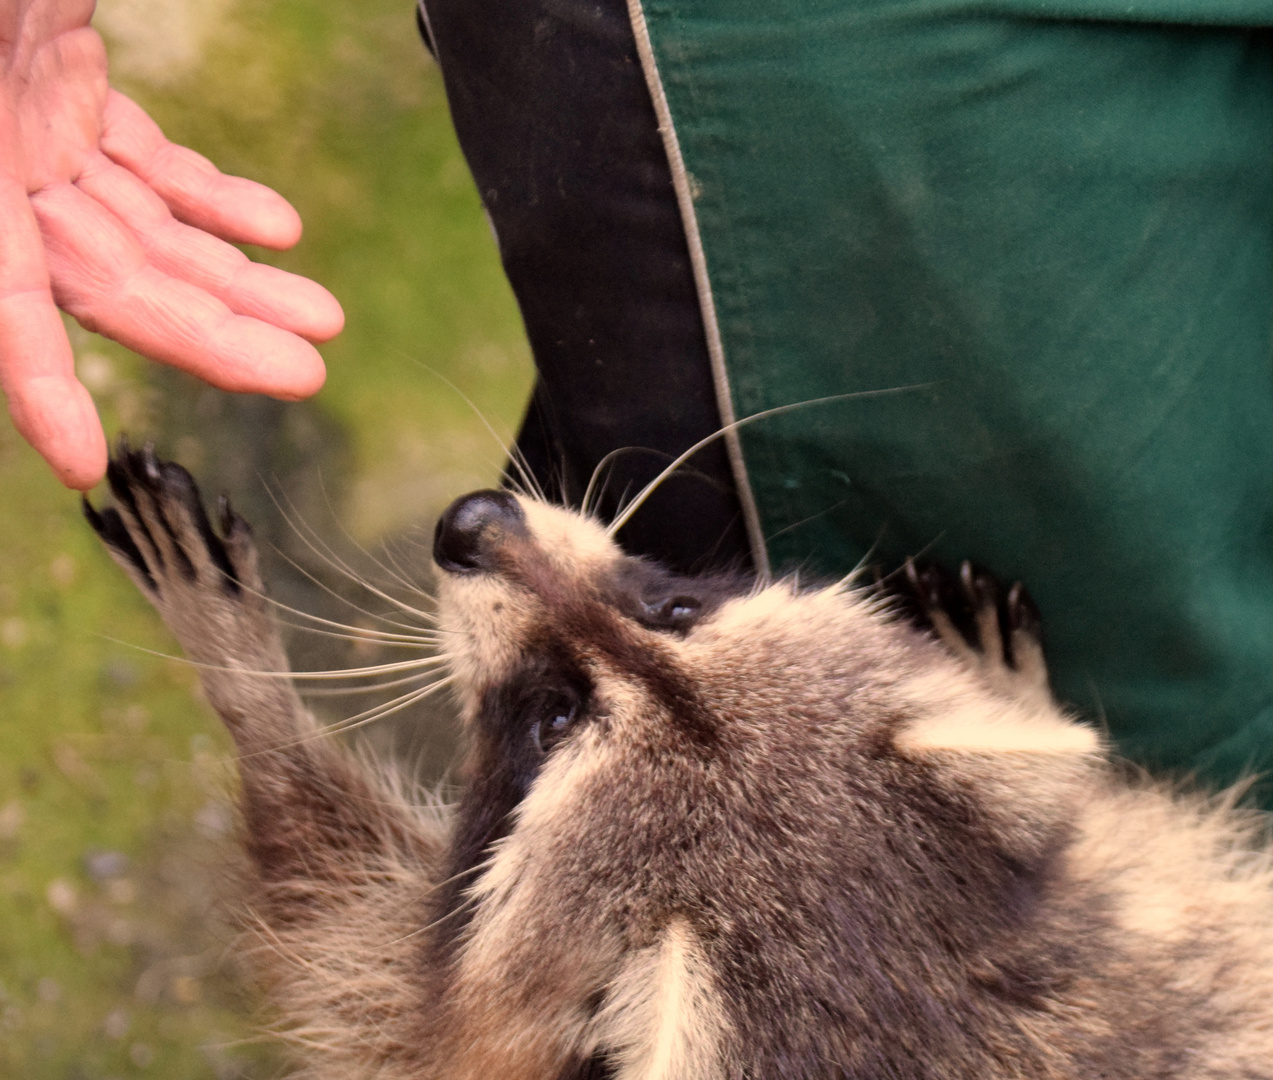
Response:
0,1,533,1075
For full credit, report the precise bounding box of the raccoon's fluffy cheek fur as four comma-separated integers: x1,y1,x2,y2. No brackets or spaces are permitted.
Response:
436,571,539,717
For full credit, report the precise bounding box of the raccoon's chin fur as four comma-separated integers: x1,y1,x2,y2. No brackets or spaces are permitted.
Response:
87,447,1273,1080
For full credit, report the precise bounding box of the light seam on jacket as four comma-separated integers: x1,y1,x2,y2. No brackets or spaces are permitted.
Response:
623,0,771,580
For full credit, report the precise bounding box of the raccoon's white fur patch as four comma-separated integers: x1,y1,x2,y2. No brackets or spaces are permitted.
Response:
702,578,855,643
435,571,534,712
596,919,729,1080
466,718,621,916
519,499,619,574
895,669,1100,756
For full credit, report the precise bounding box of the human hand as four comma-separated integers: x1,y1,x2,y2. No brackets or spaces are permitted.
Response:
1,0,344,489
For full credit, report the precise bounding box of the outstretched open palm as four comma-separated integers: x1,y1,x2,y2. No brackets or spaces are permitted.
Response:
1,0,343,489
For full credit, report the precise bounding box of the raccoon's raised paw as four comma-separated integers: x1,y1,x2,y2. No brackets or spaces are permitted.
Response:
905,559,1051,705
84,442,276,669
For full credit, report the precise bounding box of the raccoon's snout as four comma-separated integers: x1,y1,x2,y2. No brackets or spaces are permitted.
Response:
433,489,527,573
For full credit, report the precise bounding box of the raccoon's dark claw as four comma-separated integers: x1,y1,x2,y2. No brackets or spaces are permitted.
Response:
1004,581,1048,695
956,561,1005,669
905,558,954,615
1007,581,1041,639
959,560,1001,614
905,557,1050,699
83,495,156,594
86,441,249,603
906,558,976,661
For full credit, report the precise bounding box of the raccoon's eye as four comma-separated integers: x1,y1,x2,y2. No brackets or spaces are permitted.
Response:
530,698,579,755
640,595,701,629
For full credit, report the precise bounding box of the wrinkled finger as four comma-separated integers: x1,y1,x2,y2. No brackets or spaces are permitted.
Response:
76,153,343,341
33,182,326,399
100,89,303,250
0,178,107,488
4,363,107,490
0,287,108,489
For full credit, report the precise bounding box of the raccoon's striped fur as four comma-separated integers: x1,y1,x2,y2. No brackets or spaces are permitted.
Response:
87,447,1273,1079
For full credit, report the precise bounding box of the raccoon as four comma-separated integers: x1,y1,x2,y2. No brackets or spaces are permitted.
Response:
85,445,1273,1080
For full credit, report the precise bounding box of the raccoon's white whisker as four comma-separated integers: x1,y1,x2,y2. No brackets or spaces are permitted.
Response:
373,891,482,949
582,445,646,518
267,481,393,588
260,479,438,627
289,657,449,680
502,431,548,505
606,386,932,541
581,449,617,515
364,865,494,952
266,539,441,636
377,535,438,600
270,617,442,649
277,606,440,644
423,857,498,898
287,605,442,642
398,352,548,503
232,677,455,762
837,522,893,589
496,435,548,505
245,585,442,644
298,672,443,698
99,637,444,681
295,666,448,697
313,472,438,600
583,445,707,520
318,676,452,729
314,677,456,740
762,500,847,547
205,555,441,644
96,636,297,678
853,532,945,601
265,490,440,628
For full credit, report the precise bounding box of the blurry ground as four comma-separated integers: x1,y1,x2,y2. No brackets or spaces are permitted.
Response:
0,0,533,1075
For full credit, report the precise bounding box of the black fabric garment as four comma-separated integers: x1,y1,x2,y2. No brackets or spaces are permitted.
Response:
417,0,750,574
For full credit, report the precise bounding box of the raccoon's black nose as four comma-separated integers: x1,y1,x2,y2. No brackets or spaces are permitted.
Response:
433,489,527,573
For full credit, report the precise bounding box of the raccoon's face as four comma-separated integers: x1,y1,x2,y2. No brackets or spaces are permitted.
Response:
428,490,1099,1079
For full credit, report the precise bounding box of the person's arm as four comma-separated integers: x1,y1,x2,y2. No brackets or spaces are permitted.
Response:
0,0,343,489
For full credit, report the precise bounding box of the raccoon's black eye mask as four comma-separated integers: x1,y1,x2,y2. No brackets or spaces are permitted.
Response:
433,653,596,938
524,685,584,755
481,655,595,779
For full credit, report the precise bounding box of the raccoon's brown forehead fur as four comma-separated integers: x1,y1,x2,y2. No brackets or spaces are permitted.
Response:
88,453,1273,1080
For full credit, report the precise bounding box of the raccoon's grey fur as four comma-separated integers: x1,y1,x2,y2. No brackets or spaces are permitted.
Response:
86,446,1273,1080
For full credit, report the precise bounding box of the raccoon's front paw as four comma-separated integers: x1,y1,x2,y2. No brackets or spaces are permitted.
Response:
84,442,279,672
905,559,1050,705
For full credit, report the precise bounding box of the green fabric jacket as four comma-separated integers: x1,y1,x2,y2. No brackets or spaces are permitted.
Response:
640,1,1273,791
